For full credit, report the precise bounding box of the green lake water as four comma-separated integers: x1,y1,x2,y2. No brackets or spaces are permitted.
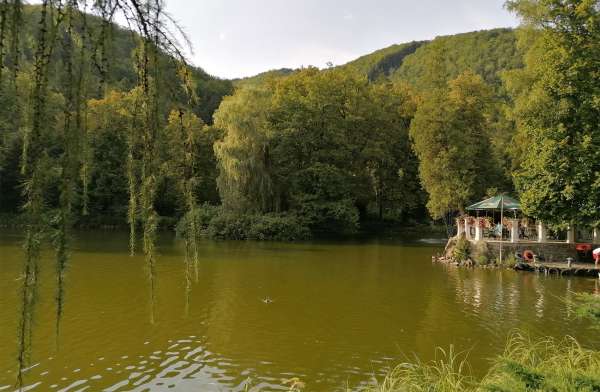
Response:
1,230,599,391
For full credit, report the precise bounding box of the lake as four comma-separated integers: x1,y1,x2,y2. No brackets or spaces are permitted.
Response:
1,230,599,391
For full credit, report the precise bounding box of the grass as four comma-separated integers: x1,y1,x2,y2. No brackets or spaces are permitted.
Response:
356,334,600,392
359,346,476,392
481,333,600,391
358,294,600,392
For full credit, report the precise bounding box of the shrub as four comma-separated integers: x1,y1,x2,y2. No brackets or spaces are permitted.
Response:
294,198,359,235
206,211,311,241
501,253,519,268
471,241,490,266
207,211,254,240
175,203,220,238
246,214,311,241
452,235,470,262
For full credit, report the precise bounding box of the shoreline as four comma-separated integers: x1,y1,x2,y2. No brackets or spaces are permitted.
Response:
436,235,600,278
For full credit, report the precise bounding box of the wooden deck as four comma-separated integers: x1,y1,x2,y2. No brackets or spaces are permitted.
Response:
517,262,600,277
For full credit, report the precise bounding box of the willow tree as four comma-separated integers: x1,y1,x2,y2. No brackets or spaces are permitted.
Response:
213,86,276,213
164,108,204,312
1,0,193,386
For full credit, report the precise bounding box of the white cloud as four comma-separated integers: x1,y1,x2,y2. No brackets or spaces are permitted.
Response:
165,0,519,79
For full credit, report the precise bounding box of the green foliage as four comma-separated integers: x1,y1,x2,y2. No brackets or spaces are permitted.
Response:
392,29,522,91
207,210,311,241
359,347,477,392
232,68,294,89
501,253,519,268
343,41,425,81
246,213,311,241
361,292,600,391
572,293,600,328
361,332,600,392
452,236,471,262
471,241,491,266
176,203,220,235
507,0,600,228
481,333,600,392
410,71,502,219
213,67,422,237
288,163,359,234
214,86,276,212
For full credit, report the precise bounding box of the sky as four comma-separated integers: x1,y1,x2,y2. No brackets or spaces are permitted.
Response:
162,0,519,79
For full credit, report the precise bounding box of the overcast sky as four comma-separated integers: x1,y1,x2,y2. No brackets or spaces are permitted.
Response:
162,0,519,79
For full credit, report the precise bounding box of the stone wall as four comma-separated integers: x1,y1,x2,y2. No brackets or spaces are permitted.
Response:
483,242,579,262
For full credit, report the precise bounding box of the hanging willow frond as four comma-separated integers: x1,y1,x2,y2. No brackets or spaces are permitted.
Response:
13,0,193,386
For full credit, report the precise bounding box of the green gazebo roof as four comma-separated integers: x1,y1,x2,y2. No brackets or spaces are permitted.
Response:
466,195,521,211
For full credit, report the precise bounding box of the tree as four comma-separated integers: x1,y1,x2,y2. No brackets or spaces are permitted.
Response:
410,71,500,219
361,81,421,221
213,67,423,234
213,86,276,212
506,0,600,227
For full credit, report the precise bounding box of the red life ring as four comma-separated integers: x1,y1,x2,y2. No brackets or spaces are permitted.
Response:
523,250,535,262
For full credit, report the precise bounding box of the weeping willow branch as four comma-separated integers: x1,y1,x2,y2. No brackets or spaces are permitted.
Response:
12,0,192,384
76,6,90,216
0,0,8,81
50,0,82,345
17,1,65,385
16,226,42,389
9,0,20,80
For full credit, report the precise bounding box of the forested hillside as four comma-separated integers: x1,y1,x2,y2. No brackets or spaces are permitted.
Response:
392,29,522,89
0,5,232,222
232,68,294,88
207,28,527,238
0,7,546,240
342,41,426,81
339,28,522,92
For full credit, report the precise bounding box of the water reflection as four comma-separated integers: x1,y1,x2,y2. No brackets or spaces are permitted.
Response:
1,231,598,391
443,264,598,340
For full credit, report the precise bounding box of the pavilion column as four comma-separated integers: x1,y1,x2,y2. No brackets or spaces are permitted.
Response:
474,223,483,241
593,227,599,244
464,218,472,240
510,219,520,243
456,218,465,237
566,225,576,244
537,221,547,243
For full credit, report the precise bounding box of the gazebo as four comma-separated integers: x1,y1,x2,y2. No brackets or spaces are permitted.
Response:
466,195,521,212
458,194,531,244
456,195,600,264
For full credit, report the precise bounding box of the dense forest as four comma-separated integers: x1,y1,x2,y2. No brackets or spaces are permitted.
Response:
1,3,599,242
0,18,523,239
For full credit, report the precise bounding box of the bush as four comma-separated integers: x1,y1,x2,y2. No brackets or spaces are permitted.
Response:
206,211,254,240
501,253,519,268
175,203,220,238
471,241,490,266
246,214,311,241
206,211,311,241
295,198,359,235
452,235,470,262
